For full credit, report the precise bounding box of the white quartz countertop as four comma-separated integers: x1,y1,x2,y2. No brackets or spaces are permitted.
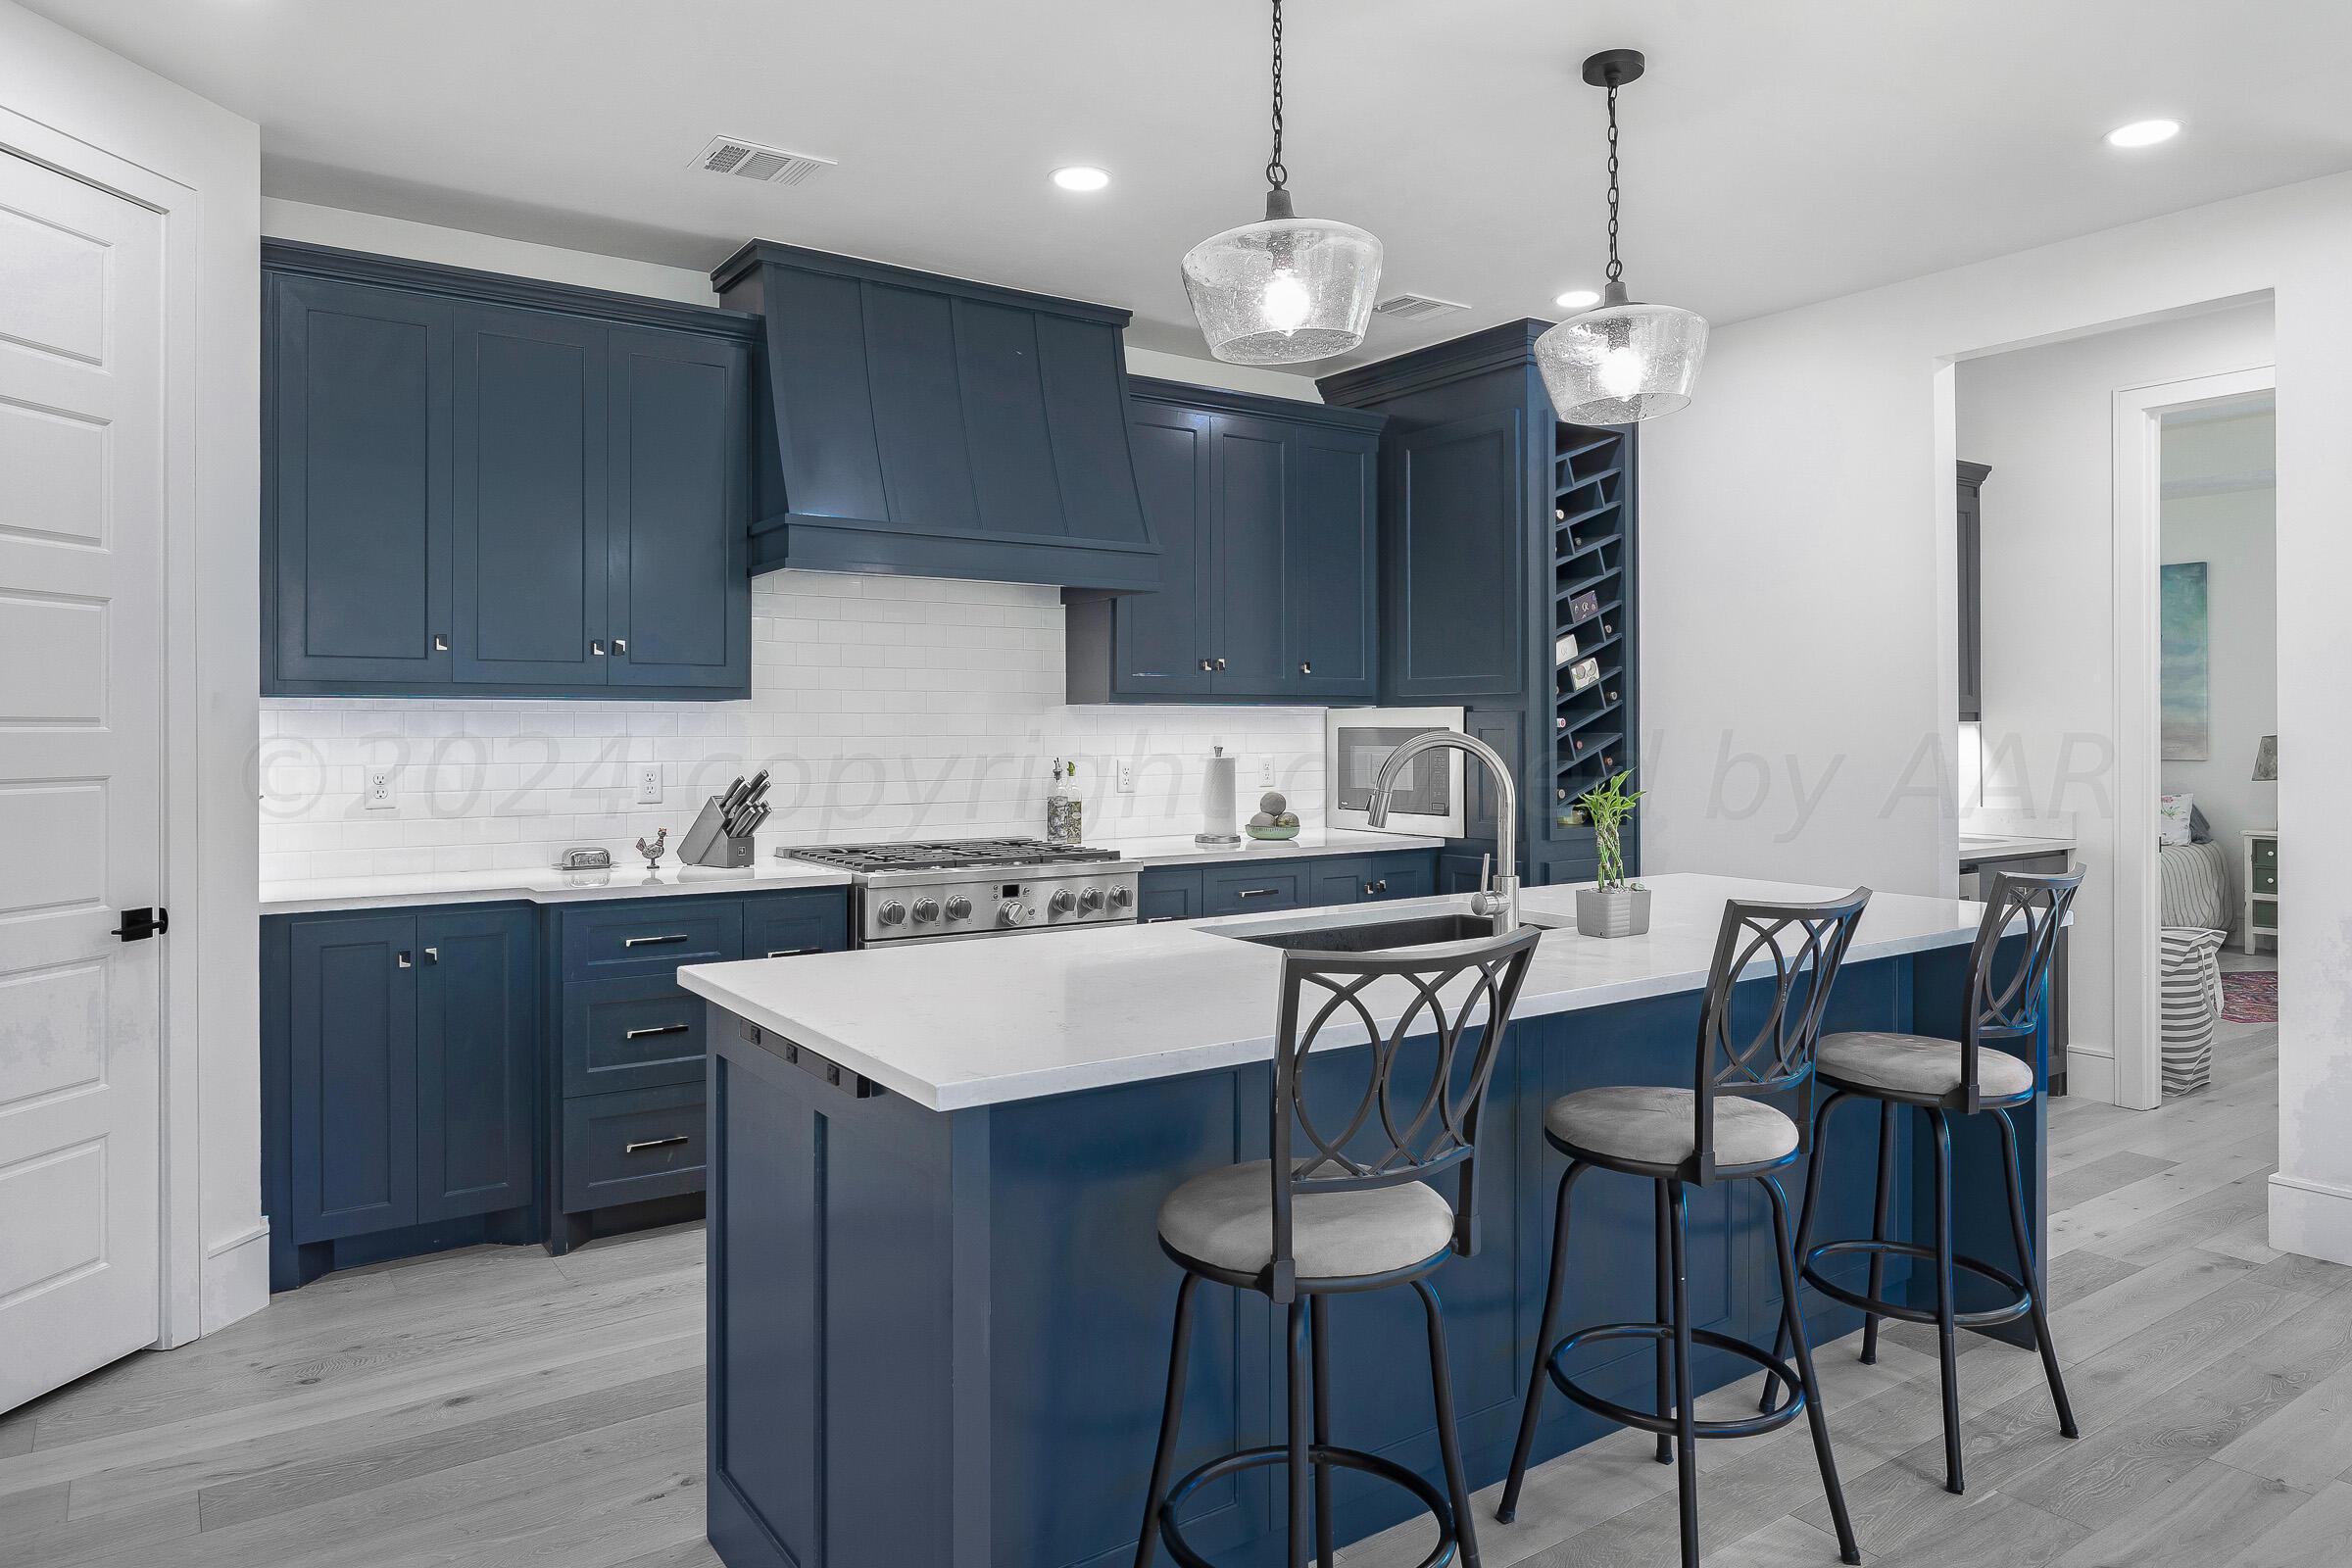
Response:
256,827,1444,914
680,873,2005,1113
257,860,856,914
1956,834,2078,861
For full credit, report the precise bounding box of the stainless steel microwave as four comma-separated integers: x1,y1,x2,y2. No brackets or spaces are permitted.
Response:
1325,707,1466,838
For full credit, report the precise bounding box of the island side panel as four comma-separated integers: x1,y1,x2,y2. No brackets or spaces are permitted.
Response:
707,1009,995,1568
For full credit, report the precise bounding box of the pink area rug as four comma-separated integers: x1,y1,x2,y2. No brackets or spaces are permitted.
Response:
2222,969,2278,1025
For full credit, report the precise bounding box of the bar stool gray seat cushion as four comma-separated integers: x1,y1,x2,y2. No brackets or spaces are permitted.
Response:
1544,1085,1798,1167
1157,1160,1455,1280
1817,1031,2034,1100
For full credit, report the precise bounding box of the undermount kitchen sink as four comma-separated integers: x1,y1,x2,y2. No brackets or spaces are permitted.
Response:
1226,911,1568,954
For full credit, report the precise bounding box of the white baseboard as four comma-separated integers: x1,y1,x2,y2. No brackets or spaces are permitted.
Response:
2269,1173,2352,1266
2066,1042,2118,1104
199,1220,270,1338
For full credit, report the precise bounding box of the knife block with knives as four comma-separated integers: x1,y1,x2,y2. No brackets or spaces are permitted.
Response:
679,771,770,867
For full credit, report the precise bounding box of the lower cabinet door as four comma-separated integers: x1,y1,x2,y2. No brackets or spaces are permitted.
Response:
1361,855,1436,902
415,906,538,1223
287,913,418,1243
1137,867,1201,923
1311,859,1365,908
564,1083,708,1212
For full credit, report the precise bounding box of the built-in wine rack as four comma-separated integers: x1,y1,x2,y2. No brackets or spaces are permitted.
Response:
1551,423,1630,826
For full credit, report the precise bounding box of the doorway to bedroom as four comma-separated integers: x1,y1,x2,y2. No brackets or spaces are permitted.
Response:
2156,395,2278,1095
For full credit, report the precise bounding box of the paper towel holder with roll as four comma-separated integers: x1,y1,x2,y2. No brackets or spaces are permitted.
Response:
1196,745,1244,848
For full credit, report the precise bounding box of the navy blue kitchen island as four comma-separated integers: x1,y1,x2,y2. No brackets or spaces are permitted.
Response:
682,877,2050,1568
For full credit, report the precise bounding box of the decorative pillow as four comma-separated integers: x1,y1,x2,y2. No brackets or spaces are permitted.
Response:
2158,793,2195,848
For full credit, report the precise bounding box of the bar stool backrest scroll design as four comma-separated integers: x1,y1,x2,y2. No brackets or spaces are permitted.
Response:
1266,927,1543,1300
1959,866,2083,1112
1690,889,1873,1184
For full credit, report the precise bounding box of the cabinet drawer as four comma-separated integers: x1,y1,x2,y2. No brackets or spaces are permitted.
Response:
561,899,741,976
2252,864,2278,896
742,891,850,958
1201,863,1306,916
562,1082,706,1213
564,972,710,1096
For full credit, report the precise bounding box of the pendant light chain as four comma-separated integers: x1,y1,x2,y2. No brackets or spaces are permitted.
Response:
1603,82,1623,284
1265,0,1288,190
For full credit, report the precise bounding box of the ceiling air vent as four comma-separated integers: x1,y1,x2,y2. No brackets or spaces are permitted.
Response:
693,135,836,188
1372,292,1469,322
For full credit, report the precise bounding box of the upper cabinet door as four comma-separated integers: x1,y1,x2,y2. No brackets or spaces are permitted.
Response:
1207,412,1291,693
270,277,453,686
414,906,537,1224
452,308,609,687
1387,409,1526,700
606,327,752,691
1113,402,1219,697
1284,428,1379,700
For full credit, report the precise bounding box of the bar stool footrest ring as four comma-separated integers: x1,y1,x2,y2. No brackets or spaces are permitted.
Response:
1156,1443,1459,1568
1545,1321,1809,1442
1800,1238,2034,1330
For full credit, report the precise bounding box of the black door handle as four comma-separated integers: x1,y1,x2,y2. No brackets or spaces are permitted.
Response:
111,907,168,942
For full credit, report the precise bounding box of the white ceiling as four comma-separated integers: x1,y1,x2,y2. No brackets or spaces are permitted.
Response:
35,0,2352,372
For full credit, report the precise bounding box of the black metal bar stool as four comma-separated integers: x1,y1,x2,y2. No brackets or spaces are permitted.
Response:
1499,891,1873,1568
1764,868,2083,1494
1133,926,1543,1568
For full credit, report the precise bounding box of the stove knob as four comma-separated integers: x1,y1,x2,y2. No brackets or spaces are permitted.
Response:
999,903,1025,927
1048,890,1076,916
911,898,941,923
1078,887,1104,913
1107,885,1134,910
877,900,907,926
944,896,972,921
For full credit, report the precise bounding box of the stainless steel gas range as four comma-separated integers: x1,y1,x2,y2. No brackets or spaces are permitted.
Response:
781,838,1140,946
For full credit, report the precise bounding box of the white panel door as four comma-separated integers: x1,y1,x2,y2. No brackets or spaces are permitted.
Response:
0,150,166,1411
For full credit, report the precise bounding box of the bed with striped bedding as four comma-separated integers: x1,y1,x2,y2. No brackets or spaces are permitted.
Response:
2159,838,2233,933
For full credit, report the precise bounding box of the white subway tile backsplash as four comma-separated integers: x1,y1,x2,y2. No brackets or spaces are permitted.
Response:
259,570,1329,879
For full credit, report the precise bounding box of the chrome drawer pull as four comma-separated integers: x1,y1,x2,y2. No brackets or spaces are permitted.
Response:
1235,887,1281,900
624,1135,690,1154
622,933,690,948
624,1023,691,1041
767,947,818,957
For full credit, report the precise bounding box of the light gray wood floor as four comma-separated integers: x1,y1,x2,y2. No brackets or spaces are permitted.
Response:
2,1008,2331,1567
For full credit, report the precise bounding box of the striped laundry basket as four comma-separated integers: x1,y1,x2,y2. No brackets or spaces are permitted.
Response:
2159,927,2228,1096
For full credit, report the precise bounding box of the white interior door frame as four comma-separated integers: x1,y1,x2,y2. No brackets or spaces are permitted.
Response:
0,103,207,1349
2112,363,2275,1110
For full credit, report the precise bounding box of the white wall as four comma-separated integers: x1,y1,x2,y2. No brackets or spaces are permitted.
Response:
261,572,1328,879
0,0,264,1335
2159,414,2278,892
1638,172,2352,1263
1956,304,2275,1069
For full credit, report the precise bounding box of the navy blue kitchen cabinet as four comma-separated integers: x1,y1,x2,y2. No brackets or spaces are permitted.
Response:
1323,323,1640,890
1066,380,1384,704
263,242,756,700
1135,849,1439,923
265,904,538,1290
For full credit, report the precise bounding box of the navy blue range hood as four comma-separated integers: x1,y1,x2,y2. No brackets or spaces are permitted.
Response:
712,241,1160,594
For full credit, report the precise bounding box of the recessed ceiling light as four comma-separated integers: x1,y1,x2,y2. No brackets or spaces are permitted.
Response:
2105,119,2180,149
1052,166,1111,192
1554,288,1600,311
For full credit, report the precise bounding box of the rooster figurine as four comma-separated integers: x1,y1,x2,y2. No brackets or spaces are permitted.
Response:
635,827,668,870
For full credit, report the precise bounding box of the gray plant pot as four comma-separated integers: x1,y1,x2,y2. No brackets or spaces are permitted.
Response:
1576,885,1652,938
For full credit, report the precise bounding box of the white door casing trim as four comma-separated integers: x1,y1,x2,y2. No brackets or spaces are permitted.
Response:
0,101,214,1351
2110,363,2276,1113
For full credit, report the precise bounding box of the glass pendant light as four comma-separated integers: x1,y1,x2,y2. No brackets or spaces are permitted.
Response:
1182,0,1382,366
1535,50,1707,423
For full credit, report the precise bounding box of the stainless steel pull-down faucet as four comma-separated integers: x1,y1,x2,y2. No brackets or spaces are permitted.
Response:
1367,730,1519,933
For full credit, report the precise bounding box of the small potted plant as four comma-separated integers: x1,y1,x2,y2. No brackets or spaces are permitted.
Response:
1575,770,1649,938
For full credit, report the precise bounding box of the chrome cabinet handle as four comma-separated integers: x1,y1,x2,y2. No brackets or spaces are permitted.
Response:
1200,658,1213,672
766,947,818,957
1214,657,1227,671
613,638,628,654
624,1023,691,1041
396,951,413,968
1299,661,1312,675
1363,878,1389,896
624,1135,690,1154
1236,887,1280,900
423,947,438,964
622,933,689,948
433,634,449,652
591,639,607,656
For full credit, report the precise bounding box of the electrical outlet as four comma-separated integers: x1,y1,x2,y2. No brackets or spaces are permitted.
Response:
1257,756,1275,789
1116,760,1135,794
366,768,396,810
635,765,662,806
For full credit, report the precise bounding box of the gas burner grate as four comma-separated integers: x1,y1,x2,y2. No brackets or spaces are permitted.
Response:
783,837,1121,873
